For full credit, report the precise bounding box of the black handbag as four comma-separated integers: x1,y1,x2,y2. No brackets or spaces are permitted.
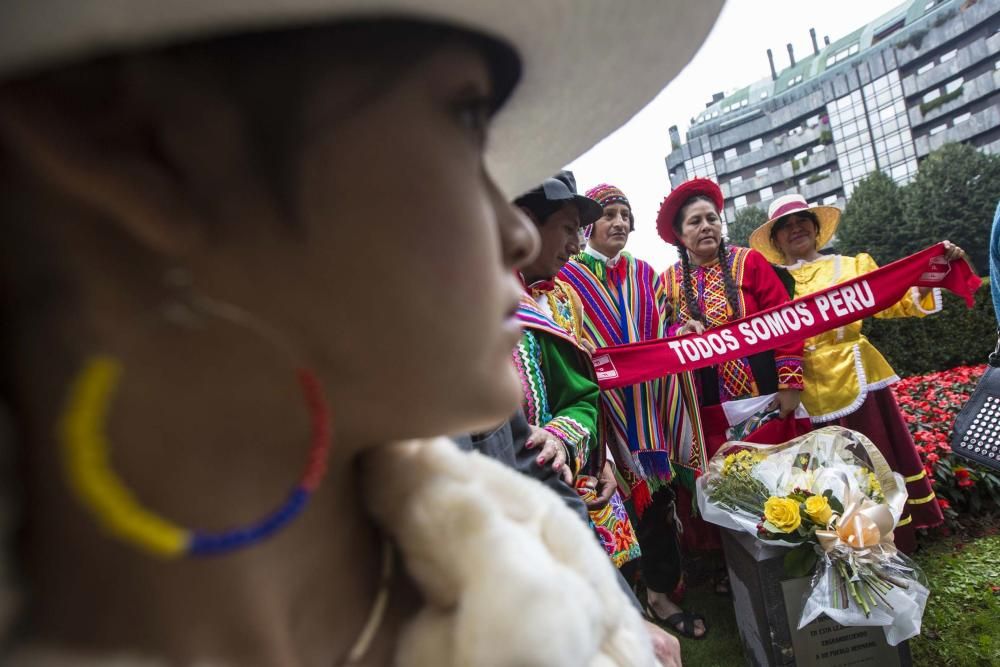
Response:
951,329,1000,472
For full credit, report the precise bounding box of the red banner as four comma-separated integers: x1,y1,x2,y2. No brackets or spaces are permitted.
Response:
592,244,982,390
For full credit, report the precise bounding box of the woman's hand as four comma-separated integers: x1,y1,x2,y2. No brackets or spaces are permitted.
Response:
677,320,705,336
525,425,573,485
942,240,970,264
919,240,973,298
770,388,802,418
583,461,618,510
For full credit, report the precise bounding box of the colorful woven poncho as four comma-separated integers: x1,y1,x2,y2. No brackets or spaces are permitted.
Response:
514,280,598,474
560,250,702,513
514,277,641,567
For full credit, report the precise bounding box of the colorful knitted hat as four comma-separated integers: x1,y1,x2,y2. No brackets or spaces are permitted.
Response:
584,183,634,231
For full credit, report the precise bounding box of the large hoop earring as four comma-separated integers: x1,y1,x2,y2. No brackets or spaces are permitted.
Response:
57,274,332,558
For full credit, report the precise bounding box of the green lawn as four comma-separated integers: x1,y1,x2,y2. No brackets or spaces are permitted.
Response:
666,551,747,666
671,582,745,666
909,531,1000,666
665,531,1000,666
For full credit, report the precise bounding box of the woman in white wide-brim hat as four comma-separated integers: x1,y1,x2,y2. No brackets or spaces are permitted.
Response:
0,2,723,665
750,193,970,553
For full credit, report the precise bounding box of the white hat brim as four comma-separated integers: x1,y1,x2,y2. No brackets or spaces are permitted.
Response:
0,1,724,197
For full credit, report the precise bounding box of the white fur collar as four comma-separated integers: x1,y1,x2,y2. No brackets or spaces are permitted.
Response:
362,437,657,667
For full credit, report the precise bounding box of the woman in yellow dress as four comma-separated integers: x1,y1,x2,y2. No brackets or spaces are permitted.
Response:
750,193,970,552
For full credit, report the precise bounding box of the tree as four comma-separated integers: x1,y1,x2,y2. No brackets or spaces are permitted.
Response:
837,171,908,264
904,143,1000,272
727,205,766,248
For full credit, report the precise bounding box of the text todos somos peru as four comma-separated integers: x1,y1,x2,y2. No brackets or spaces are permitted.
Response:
591,244,981,391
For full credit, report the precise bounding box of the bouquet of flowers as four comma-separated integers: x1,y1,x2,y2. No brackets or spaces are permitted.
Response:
696,426,928,645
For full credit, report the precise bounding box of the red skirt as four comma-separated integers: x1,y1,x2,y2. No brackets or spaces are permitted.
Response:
822,386,943,554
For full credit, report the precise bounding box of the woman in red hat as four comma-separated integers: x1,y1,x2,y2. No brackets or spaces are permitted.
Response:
657,179,810,560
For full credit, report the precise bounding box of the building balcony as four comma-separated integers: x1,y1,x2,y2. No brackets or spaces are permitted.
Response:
801,170,843,201
908,68,1000,128
722,142,838,198
915,104,1000,157
719,123,832,175
901,31,1000,98
894,0,1000,70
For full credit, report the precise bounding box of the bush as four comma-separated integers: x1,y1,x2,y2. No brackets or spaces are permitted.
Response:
865,277,995,377
727,205,767,248
893,363,1000,526
837,171,909,265
895,27,927,51
839,145,1000,270
903,143,1000,271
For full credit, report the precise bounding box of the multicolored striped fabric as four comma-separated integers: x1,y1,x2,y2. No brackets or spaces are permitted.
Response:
514,280,599,473
515,280,640,566
515,280,584,348
559,252,699,495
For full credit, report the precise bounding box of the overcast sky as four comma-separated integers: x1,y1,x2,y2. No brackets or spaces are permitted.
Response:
568,0,903,271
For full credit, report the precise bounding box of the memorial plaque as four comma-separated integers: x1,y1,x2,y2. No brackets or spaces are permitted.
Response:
781,577,903,667
720,529,911,667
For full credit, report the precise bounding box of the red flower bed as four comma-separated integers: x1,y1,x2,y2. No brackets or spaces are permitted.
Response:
892,364,1000,527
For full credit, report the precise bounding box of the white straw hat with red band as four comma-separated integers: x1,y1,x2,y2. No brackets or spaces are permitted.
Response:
0,0,723,199
749,193,842,264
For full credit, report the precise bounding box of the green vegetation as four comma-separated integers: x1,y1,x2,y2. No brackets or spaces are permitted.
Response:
726,205,767,247
837,143,1000,270
896,28,928,51
909,531,1000,666
865,278,995,377
671,531,1000,666
837,170,907,265
919,86,963,115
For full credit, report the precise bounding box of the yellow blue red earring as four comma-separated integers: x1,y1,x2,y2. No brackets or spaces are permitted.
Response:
57,286,331,558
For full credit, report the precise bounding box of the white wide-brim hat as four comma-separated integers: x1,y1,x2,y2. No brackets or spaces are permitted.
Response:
0,1,724,198
749,193,842,264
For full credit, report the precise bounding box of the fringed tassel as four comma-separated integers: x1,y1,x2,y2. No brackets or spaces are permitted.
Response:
630,481,653,520
636,451,674,485
672,464,699,494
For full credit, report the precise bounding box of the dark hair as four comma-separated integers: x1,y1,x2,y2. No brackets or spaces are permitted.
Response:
673,195,741,324
769,211,820,249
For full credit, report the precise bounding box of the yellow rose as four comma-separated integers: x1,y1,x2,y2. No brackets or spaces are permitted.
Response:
804,495,833,525
764,497,802,533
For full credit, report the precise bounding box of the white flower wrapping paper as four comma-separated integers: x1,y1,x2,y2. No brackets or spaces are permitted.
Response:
696,426,928,646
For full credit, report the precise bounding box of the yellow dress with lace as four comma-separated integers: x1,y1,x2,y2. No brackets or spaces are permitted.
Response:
786,254,941,422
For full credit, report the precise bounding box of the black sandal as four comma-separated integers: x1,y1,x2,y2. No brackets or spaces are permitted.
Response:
643,601,709,640
663,611,709,640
